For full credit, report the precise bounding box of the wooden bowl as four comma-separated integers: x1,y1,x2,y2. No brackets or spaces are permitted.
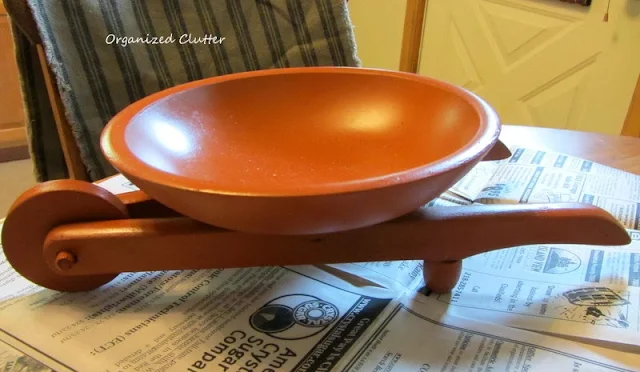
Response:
101,67,500,235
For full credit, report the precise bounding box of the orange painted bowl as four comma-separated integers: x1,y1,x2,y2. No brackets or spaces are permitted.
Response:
100,67,500,235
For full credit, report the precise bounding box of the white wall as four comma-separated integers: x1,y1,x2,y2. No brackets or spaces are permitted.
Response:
347,0,407,71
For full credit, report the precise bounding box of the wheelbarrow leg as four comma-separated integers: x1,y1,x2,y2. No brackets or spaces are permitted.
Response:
423,260,462,293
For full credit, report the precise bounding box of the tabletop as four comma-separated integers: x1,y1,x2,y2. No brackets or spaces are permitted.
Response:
500,125,640,174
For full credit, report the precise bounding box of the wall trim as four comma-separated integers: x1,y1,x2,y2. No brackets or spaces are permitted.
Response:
0,144,29,163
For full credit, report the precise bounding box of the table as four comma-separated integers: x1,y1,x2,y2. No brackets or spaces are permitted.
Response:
500,125,640,174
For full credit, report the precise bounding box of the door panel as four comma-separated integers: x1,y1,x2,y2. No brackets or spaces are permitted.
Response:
418,0,640,135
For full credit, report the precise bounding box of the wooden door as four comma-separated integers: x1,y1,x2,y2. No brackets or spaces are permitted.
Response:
417,0,640,135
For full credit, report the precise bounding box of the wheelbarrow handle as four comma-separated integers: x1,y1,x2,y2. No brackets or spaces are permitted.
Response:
42,201,630,277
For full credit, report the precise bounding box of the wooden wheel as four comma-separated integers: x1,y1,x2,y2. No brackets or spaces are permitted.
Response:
1,180,128,292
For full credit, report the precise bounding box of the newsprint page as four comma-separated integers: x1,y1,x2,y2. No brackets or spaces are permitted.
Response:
440,147,640,353
0,146,638,371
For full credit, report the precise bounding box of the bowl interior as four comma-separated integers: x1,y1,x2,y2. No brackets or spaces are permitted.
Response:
105,69,489,196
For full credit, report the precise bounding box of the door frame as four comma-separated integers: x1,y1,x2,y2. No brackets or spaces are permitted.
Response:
622,75,640,137
399,0,427,73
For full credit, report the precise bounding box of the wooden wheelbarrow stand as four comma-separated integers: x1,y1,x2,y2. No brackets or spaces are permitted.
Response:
0,66,632,294
1,178,631,293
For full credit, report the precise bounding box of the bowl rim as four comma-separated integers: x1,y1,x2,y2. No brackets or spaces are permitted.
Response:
100,66,501,198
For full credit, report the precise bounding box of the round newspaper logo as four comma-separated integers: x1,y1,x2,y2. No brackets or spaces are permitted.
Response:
249,294,339,340
250,304,296,333
293,300,338,327
543,248,581,274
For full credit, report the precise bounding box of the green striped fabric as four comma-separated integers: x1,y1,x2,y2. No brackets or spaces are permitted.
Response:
15,0,361,181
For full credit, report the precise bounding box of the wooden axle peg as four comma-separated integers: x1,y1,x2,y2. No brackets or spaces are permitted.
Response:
55,251,77,271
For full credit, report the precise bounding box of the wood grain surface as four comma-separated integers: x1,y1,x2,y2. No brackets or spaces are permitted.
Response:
399,0,427,73
501,125,640,174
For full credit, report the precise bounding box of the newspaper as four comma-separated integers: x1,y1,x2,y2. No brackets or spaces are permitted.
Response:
433,240,640,352
438,147,640,351
1,246,638,371
449,147,640,230
344,293,639,372
2,168,639,370
0,339,53,372
0,247,397,371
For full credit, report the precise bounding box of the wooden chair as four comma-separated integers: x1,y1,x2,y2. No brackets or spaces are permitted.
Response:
4,0,89,180
3,0,429,181
6,0,639,182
